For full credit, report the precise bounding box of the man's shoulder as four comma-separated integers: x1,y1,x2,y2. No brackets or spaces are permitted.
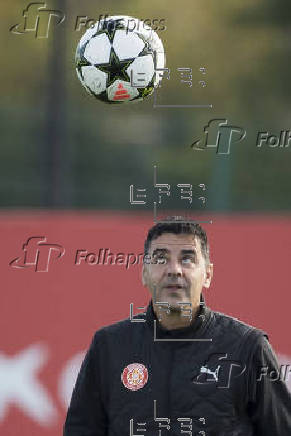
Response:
92,311,145,342
208,309,269,360
211,309,268,341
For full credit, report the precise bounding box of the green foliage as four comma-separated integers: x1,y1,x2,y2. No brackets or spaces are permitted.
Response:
0,0,290,211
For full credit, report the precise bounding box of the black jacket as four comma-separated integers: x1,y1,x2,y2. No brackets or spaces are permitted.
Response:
64,297,291,435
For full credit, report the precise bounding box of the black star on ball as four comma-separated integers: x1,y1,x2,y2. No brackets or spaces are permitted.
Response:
95,19,119,43
97,47,136,87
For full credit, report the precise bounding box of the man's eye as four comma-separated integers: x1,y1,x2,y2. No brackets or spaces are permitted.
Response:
153,255,167,264
182,256,194,264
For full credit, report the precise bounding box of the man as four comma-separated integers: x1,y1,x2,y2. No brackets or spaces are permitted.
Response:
63,218,291,435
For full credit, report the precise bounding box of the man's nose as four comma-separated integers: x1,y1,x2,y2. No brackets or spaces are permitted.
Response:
166,259,182,277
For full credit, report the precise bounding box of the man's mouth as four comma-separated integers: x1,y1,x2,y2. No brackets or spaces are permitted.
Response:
164,284,184,290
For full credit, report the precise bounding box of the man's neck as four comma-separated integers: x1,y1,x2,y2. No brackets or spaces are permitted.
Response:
153,303,200,330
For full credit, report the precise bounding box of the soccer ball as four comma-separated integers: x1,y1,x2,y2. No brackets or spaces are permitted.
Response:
75,15,165,103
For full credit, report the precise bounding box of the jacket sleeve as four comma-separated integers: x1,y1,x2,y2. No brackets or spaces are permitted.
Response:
63,332,108,436
247,335,291,435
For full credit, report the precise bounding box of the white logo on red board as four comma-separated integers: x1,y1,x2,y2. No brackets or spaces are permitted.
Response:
121,363,148,391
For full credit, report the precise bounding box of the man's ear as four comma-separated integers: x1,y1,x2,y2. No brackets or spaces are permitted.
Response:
203,263,213,289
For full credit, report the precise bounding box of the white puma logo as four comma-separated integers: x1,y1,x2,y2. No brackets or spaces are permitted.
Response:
200,364,221,381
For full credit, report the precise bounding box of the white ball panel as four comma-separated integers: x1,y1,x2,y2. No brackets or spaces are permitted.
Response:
113,30,145,60
130,20,165,87
79,22,99,48
126,55,154,87
84,33,111,64
81,66,107,94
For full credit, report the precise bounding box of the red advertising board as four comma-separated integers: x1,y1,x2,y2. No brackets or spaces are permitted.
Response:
1,212,290,436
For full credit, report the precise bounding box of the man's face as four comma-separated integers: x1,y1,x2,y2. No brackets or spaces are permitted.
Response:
142,233,213,314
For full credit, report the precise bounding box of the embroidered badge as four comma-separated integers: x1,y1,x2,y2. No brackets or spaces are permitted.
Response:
121,363,148,391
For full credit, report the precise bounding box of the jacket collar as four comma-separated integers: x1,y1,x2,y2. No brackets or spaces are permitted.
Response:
145,293,212,342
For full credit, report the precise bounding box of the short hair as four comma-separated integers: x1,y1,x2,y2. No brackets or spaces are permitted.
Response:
144,217,210,263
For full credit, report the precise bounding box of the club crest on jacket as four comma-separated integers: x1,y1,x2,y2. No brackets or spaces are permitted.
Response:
121,363,148,391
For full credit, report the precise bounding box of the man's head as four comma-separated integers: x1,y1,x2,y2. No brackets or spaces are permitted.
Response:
142,218,213,322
